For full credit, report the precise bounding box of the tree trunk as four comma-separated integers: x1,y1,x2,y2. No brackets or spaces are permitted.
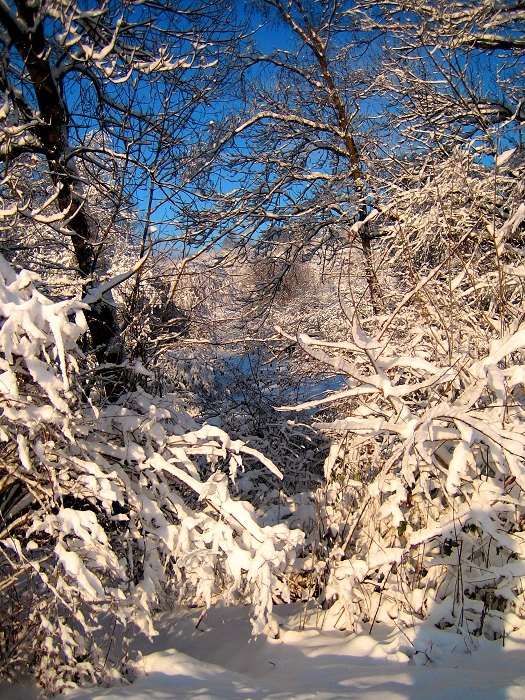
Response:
359,226,383,315
2,1,123,380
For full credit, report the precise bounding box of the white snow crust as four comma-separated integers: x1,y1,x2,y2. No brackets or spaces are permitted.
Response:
3,603,525,700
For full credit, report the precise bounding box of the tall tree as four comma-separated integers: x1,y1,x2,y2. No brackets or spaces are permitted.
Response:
0,0,240,373
195,0,385,314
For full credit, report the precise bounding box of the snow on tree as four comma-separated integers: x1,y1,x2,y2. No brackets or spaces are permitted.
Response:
2,0,525,692
0,0,242,381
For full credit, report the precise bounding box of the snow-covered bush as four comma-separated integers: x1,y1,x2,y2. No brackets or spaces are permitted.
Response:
261,145,525,657
0,256,303,691
373,147,525,333
279,287,525,655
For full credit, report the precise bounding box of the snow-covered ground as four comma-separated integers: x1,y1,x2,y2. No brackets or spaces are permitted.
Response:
3,603,525,700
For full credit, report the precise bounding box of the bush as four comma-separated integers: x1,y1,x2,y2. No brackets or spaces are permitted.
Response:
0,256,303,691
280,296,525,655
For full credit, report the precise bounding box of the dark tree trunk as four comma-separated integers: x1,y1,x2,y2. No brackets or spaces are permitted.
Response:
2,0,123,378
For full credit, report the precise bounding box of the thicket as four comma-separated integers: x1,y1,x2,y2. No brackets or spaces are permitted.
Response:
1,0,525,691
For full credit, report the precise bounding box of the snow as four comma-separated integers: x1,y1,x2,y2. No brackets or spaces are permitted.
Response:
496,148,516,168
2,603,525,700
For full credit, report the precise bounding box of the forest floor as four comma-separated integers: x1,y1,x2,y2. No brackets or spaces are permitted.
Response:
2,602,525,699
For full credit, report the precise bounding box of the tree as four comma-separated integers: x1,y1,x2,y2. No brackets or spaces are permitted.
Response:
191,0,386,314
265,0,525,648
0,253,303,689
349,0,525,340
362,0,525,147
0,0,240,377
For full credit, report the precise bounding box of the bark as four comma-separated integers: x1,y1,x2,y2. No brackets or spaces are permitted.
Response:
359,226,383,315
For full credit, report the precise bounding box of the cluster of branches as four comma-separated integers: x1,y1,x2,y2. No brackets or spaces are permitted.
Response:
1,0,524,361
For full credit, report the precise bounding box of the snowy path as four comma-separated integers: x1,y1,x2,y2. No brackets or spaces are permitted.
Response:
2,604,525,699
